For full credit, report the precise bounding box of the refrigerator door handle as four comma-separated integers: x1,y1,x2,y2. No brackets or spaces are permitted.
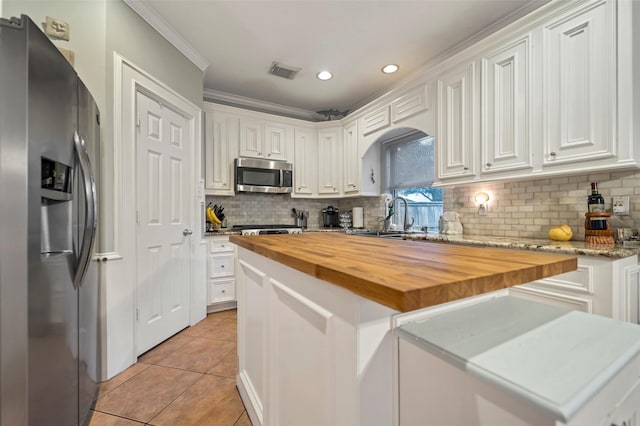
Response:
73,130,97,288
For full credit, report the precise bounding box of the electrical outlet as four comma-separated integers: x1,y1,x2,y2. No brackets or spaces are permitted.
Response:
44,16,70,41
612,196,630,216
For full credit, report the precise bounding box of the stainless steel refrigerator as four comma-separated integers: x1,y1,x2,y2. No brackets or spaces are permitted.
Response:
0,15,101,425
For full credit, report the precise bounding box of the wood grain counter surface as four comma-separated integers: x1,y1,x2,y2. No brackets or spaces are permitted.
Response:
229,233,577,312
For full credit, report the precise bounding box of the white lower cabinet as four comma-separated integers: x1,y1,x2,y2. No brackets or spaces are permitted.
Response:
236,247,397,426
206,236,237,310
509,254,640,321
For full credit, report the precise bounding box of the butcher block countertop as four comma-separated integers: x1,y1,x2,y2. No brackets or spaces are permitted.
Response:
229,233,577,312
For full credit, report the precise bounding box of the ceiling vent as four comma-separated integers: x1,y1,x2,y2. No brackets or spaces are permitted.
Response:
269,62,300,80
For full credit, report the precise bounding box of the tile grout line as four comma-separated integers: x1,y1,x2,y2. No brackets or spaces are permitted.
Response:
91,407,146,424
144,372,209,425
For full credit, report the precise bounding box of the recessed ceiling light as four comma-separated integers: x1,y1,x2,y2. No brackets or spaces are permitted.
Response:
382,64,399,74
316,70,333,81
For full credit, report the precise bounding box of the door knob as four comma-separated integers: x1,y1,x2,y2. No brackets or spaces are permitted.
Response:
183,229,193,236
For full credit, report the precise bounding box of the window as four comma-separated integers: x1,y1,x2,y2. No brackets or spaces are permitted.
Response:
384,133,443,231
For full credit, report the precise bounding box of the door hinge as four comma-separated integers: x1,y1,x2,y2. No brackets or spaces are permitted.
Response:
136,113,141,129
136,308,139,321
136,210,140,224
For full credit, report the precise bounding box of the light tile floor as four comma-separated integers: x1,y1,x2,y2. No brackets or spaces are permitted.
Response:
88,309,251,425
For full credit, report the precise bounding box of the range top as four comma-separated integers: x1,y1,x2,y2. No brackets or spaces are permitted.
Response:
233,224,302,236
232,224,300,230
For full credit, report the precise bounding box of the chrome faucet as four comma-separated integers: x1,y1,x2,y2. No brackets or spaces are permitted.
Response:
389,196,414,231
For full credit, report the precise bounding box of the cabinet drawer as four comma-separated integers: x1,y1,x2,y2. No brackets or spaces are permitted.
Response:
210,254,234,278
209,279,235,303
209,237,234,253
531,264,593,294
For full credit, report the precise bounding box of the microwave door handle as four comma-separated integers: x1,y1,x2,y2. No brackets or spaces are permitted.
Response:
73,131,97,289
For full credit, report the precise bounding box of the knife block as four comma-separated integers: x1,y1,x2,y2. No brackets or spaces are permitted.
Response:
584,212,614,244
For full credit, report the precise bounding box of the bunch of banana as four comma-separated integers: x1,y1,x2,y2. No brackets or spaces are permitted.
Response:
206,206,221,224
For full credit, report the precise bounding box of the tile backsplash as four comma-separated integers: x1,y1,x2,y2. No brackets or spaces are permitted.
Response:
443,170,640,240
207,168,640,240
205,193,385,230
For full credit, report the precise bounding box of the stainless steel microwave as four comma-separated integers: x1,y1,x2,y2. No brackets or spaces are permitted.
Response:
234,158,293,193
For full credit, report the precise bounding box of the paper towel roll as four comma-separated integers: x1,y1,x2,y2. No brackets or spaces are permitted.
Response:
352,207,364,228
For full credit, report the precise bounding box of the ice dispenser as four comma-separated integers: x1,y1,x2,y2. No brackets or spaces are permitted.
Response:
40,157,73,257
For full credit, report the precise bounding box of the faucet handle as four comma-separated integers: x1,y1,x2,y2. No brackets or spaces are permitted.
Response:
404,217,415,231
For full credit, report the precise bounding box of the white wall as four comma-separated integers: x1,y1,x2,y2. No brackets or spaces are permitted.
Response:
4,1,107,112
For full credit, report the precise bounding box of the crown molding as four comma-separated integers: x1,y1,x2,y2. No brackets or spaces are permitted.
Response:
203,88,326,122
122,0,209,72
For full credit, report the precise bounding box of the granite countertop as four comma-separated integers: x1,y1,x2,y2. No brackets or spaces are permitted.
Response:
204,230,241,236
397,296,640,421
206,227,640,259
402,233,640,259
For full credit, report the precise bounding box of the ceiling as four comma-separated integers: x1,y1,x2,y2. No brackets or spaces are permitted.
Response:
130,0,550,121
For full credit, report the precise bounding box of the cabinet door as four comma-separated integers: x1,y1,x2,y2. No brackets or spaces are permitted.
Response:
607,379,640,426
437,62,475,180
239,118,264,158
481,36,532,174
360,106,390,136
343,122,359,195
293,127,317,197
205,110,238,195
264,122,288,161
391,85,429,123
317,128,341,196
542,0,615,166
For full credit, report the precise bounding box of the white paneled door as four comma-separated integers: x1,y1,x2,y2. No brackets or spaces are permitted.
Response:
135,90,191,355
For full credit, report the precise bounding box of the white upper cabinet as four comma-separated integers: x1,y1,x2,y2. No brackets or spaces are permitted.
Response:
239,117,290,161
481,35,533,174
264,122,289,161
292,127,317,197
360,106,390,136
437,62,476,181
432,0,636,186
542,0,615,167
343,122,359,195
317,127,342,196
204,109,238,195
239,117,262,159
391,85,429,124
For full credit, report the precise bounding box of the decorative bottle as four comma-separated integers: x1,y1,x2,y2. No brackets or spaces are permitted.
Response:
587,182,606,230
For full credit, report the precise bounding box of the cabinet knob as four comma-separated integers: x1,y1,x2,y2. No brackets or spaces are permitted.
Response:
463,167,469,171
221,289,226,293
486,163,492,167
258,152,262,156
267,153,271,157
221,265,225,268
550,152,557,156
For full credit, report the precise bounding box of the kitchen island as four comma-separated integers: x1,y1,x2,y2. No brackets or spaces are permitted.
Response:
229,233,577,425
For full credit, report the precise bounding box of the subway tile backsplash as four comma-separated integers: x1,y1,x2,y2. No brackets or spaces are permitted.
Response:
206,193,385,230
207,169,640,240
443,170,640,240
